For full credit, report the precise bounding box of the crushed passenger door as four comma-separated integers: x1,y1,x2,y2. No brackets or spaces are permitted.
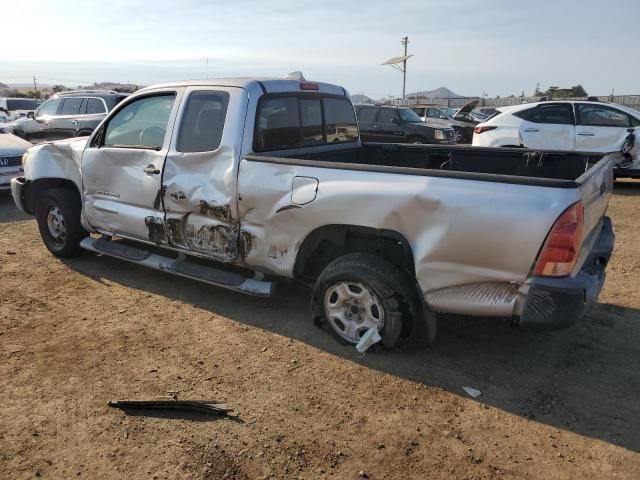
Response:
161,86,248,262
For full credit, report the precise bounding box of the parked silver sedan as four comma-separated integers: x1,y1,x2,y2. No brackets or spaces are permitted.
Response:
0,132,31,190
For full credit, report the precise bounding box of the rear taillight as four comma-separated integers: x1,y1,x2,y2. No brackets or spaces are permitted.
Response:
534,201,584,277
474,125,497,134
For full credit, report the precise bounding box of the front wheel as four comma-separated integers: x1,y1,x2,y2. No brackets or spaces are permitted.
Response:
35,188,88,258
311,253,424,349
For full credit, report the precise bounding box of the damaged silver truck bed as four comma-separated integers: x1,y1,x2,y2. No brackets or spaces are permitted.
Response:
11,78,615,348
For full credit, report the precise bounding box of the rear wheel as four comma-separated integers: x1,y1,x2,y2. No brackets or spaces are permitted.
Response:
311,253,424,349
35,188,88,258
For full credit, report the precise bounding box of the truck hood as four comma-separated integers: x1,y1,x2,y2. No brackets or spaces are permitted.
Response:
456,99,480,115
0,132,32,156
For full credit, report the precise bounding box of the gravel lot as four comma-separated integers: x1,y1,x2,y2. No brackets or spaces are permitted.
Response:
1,182,639,479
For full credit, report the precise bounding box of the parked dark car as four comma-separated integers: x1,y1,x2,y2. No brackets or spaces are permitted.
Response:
9,90,128,143
354,104,456,144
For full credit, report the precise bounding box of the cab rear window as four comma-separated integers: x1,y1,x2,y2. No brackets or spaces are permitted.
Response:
255,95,358,151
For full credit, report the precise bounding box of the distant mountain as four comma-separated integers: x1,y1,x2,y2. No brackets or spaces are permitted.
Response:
0,82,8,88
351,94,375,104
407,87,465,99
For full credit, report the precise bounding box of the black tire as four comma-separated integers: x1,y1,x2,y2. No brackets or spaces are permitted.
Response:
311,253,425,350
407,135,428,144
35,188,88,258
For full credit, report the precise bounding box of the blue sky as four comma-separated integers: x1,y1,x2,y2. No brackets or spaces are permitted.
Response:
3,0,639,98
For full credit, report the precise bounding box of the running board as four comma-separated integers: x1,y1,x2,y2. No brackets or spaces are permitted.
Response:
79,237,273,297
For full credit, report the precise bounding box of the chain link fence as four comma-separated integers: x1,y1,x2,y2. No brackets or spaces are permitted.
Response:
399,95,640,111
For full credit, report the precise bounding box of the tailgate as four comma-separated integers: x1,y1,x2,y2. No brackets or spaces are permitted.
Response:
577,154,614,253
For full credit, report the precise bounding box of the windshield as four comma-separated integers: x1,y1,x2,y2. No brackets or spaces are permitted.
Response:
397,108,423,123
441,107,457,117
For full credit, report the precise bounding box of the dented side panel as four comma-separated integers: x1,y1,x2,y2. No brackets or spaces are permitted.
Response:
236,159,580,300
161,86,249,263
22,138,87,191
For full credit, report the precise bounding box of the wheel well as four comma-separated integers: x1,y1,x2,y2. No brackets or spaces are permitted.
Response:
294,224,415,284
407,134,427,143
26,178,81,214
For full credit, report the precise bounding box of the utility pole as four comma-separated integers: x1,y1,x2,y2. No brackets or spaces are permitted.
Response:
33,75,37,93
401,36,409,100
381,37,412,102
206,58,209,79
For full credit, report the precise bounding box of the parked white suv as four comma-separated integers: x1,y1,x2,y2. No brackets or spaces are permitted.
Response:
472,100,640,152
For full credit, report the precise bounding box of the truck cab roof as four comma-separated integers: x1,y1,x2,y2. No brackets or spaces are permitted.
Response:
138,78,348,97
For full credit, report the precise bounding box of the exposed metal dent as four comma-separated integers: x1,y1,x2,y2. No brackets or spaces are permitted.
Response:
145,216,167,244
199,200,233,222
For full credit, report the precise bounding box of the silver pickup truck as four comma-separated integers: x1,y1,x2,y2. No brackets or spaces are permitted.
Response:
11,78,615,348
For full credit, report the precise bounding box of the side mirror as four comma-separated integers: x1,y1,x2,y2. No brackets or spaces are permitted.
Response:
27,112,35,120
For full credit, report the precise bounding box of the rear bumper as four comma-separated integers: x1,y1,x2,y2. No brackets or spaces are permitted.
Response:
518,216,614,330
10,176,30,213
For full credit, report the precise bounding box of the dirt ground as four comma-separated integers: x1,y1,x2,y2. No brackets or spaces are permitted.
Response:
1,181,639,480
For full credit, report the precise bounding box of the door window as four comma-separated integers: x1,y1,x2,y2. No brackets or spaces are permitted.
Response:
427,108,445,119
376,108,399,124
60,97,84,115
37,99,61,116
85,98,107,114
103,94,175,150
176,91,229,152
529,104,574,124
577,104,638,127
356,107,376,122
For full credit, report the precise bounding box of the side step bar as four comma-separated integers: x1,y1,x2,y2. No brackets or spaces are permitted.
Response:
79,237,274,297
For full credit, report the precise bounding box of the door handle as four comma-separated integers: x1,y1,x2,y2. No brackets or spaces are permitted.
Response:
72,120,79,125
578,132,595,136
144,164,160,174
524,128,540,132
